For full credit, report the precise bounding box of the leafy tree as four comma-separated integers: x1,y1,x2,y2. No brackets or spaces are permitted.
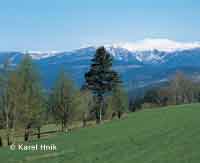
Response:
108,86,128,119
84,47,121,123
0,59,16,145
157,87,170,106
169,71,195,104
5,70,20,144
49,70,77,132
78,89,94,127
15,55,44,141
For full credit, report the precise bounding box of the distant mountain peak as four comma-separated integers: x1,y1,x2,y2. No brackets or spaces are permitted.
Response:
106,38,200,52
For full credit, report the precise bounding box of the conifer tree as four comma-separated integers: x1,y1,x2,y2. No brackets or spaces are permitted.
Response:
84,47,121,123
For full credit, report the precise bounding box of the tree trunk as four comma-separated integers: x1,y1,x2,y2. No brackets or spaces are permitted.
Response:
117,111,122,119
7,132,11,145
61,120,64,132
5,110,11,145
37,127,41,139
96,109,100,124
82,112,87,127
6,113,9,130
0,136,2,147
99,106,102,123
24,127,29,142
96,95,103,124
6,132,11,146
12,106,17,144
62,111,69,132
63,117,68,132
83,119,86,127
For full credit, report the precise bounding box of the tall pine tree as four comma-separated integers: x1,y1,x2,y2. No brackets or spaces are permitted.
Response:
84,46,121,123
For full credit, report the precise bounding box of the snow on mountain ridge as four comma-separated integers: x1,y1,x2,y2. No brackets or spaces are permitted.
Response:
112,38,200,52
18,39,200,61
25,50,60,60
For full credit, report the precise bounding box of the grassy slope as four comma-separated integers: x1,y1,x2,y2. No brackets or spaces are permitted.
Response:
1,103,200,163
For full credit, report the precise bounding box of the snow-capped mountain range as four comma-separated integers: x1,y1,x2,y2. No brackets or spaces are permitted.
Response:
27,38,200,61
1,39,200,89
108,38,200,52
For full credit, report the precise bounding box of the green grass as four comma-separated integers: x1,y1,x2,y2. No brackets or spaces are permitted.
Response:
1,103,200,163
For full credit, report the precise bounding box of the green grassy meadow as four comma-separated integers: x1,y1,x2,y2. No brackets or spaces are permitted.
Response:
1,103,200,163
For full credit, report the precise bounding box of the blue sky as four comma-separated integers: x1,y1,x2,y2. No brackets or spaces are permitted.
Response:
0,0,200,51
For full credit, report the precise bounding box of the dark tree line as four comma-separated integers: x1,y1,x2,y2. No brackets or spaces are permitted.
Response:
129,71,200,110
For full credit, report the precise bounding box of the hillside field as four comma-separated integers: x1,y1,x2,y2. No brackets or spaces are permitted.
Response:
1,103,200,163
